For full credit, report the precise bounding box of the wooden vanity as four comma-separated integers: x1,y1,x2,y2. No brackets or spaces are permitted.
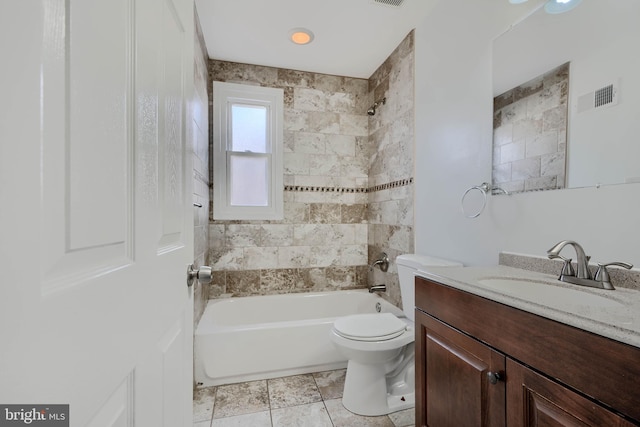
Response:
415,276,640,427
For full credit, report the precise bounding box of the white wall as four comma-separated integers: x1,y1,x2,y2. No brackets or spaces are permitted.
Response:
413,0,640,267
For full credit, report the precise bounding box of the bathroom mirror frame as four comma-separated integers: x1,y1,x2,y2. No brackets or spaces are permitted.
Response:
492,0,640,193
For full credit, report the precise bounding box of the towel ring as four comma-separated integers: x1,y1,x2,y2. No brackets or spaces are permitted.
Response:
461,182,509,218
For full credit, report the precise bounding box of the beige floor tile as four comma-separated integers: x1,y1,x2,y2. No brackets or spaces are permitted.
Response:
388,407,415,427
213,380,269,419
271,402,333,427
198,369,416,427
312,369,346,400
267,374,322,409
324,398,395,427
211,410,272,427
193,386,216,423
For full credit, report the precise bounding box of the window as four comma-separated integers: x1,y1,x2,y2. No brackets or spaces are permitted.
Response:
212,82,284,220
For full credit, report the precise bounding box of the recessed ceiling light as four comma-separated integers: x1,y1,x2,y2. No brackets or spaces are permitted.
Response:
544,0,582,14
508,0,583,14
289,28,314,45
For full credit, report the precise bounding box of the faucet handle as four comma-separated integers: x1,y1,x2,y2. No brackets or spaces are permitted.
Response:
549,254,575,278
594,262,633,290
370,252,389,272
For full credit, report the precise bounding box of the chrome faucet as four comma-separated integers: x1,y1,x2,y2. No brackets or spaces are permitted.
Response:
369,284,387,293
547,240,591,280
370,252,389,272
547,240,633,290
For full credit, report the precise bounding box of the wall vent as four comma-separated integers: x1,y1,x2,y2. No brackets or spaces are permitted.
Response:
576,81,619,113
372,0,405,7
594,84,615,107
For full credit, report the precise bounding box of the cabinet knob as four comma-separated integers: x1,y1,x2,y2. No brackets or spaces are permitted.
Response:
487,371,502,385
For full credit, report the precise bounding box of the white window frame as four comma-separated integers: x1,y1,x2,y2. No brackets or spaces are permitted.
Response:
212,81,284,220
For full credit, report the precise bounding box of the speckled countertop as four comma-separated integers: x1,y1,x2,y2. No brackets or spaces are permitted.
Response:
416,265,640,349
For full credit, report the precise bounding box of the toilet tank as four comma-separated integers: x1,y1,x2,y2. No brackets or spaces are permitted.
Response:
396,254,462,321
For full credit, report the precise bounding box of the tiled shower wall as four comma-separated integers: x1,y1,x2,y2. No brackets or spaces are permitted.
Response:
368,32,415,308
192,10,210,326
206,32,415,308
207,61,371,297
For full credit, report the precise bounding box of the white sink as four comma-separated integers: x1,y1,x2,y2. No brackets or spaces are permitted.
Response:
476,277,624,309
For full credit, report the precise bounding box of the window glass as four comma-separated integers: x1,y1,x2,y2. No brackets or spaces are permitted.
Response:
229,154,269,206
231,104,268,153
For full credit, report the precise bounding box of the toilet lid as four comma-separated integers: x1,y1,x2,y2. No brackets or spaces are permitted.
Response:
333,313,407,341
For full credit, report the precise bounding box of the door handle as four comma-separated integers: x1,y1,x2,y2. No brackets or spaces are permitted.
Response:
187,264,212,287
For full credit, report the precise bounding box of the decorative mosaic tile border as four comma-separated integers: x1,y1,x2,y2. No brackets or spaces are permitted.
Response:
284,177,413,194
284,185,367,194
368,178,413,193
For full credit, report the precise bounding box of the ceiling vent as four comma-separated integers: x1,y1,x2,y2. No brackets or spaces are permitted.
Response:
372,0,405,7
576,81,619,113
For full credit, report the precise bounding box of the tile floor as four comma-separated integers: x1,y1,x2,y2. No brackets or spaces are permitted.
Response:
193,369,414,427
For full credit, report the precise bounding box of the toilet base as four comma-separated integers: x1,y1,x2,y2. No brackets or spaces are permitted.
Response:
341,346,415,416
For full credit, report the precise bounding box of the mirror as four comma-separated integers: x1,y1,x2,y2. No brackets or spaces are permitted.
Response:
492,0,640,193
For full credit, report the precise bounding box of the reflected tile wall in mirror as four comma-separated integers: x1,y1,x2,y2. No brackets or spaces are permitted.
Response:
492,62,569,194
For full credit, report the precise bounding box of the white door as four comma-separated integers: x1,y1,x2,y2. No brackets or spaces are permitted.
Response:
0,0,195,426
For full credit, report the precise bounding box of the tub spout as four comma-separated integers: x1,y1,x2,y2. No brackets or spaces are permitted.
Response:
369,284,386,293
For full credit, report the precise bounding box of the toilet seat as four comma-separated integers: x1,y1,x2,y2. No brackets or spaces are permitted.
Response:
333,313,407,342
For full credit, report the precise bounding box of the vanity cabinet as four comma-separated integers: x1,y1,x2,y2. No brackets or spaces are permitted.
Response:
505,358,634,427
417,310,505,427
415,277,640,427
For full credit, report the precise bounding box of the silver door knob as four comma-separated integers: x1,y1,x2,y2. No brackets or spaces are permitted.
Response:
187,264,212,287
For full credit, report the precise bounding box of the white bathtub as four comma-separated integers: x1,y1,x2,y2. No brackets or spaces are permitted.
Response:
194,290,405,387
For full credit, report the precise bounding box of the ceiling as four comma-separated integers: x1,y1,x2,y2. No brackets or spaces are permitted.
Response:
194,0,438,79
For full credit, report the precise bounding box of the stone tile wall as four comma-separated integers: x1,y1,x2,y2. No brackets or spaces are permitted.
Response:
492,62,569,193
207,61,370,297
193,10,210,326
367,31,415,308
206,32,416,307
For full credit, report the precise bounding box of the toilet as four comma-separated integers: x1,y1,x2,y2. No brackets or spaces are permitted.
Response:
330,254,462,416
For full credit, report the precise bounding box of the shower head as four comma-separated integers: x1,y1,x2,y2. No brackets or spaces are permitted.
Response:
367,97,386,116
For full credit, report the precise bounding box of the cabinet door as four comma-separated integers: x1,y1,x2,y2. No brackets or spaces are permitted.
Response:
506,358,637,427
416,310,506,427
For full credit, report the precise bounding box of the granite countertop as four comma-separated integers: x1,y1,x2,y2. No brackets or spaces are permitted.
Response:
416,265,640,349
